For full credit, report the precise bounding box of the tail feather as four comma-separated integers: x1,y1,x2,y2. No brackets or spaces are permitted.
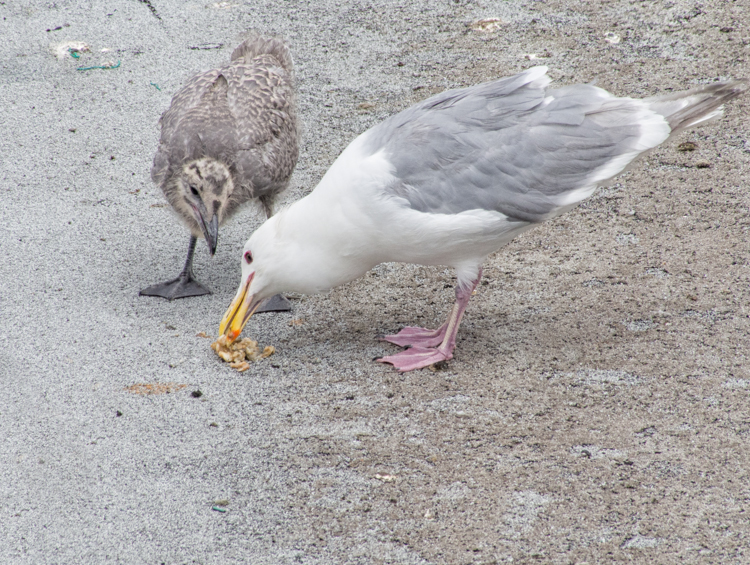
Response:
646,79,747,134
230,32,293,71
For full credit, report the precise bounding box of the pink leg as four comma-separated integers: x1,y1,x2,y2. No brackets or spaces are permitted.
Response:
378,269,482,372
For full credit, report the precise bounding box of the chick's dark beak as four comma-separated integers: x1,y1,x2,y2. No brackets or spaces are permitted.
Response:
192,201,219,256
204,214,219,256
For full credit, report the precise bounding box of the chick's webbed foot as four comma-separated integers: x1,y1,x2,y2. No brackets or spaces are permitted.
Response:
141,235,211,300
139,273,211,300
255,293,293,313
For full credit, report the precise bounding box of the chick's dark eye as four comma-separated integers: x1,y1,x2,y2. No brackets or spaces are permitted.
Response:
189,185,199,197
244,251,253,264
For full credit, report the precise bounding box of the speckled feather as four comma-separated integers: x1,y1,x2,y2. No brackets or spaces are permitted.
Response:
151,34,298,232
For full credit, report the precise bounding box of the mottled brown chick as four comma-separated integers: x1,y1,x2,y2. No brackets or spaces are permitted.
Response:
141,33,298,305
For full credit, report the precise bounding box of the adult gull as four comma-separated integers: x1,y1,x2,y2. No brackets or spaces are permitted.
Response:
141,33,298,311
218,66,746,371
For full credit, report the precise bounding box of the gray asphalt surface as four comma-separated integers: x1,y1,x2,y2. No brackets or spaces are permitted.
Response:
1,1,749,564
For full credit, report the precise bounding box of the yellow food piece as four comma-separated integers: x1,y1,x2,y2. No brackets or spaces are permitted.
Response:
210,335,275,371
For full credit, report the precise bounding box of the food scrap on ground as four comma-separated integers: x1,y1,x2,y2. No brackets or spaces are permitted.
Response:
210,335,275,372
196,331,212,338
124,383,187,395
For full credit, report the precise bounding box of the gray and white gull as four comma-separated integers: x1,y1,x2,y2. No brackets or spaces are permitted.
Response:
219,66,746,371
141,33,298,311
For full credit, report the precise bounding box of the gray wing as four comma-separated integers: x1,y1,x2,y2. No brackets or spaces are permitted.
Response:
368,68,652,223
226,55,298,200
151,52,298,202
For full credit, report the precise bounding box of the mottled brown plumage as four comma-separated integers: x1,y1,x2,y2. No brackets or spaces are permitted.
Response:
153,33,298,232
141,33,299,302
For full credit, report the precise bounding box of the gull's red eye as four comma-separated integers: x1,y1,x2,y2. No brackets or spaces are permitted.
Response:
244,251,253,264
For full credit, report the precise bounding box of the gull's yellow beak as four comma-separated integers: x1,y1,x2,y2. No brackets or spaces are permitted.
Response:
219,273,261,343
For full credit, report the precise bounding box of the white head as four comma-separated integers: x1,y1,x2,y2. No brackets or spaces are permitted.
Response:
218,217,281,341
218,197,377,342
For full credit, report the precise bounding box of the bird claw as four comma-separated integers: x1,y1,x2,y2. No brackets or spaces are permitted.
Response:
377,346,452,372
379,325,447,348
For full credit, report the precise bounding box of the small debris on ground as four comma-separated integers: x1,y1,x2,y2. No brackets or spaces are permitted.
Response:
46,24,70,32
604,32,621,44
210,335,275,372
77,60,120,71
51,41,90,60
191,390,203,398
695,161,711,169
288,318,305,327
196,331,212,338
677,141,697,152
374,473,397,482
136,0,161,20
188,43,224,50
124,383,187,395
524,51,551,60
469,18,505,33
428,360,449,372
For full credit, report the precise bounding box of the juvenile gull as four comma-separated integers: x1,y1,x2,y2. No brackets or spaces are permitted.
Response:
140,33,298,311
218,66,746,371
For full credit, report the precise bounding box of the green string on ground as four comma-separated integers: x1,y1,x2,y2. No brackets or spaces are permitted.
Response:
77,60,121,71
150,82,161,91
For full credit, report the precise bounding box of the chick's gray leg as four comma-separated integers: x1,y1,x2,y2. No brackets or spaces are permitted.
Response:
139,236,212,300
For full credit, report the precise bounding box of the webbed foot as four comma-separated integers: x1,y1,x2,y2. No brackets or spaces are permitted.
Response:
379,324,447,348
140,274,211,300
255,293,293,313
377,346,452,372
